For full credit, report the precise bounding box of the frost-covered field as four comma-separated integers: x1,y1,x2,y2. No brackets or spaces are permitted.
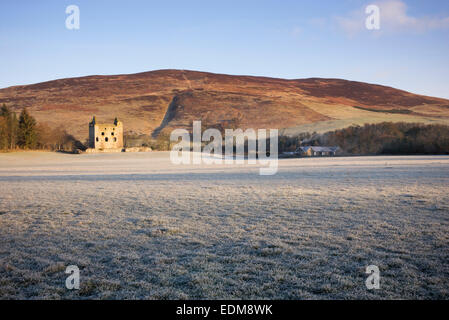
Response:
0,152,448,299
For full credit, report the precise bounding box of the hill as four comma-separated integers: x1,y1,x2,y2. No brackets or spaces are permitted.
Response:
0,69,448,140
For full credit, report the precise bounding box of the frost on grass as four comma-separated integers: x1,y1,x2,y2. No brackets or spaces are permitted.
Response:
0,152,448,299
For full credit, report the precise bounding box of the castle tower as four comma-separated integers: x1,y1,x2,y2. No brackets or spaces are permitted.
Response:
89,116,124,150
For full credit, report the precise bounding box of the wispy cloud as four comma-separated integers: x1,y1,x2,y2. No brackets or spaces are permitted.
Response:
336,0,449,36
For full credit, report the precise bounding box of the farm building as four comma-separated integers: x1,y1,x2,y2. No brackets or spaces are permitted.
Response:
296,146,339,157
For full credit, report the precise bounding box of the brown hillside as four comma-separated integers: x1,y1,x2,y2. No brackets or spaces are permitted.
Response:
0,69,448,140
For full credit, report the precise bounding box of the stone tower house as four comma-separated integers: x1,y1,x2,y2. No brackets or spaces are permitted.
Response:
89,116,124,150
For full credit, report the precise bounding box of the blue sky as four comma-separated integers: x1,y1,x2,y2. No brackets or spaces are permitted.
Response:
1,0,448,98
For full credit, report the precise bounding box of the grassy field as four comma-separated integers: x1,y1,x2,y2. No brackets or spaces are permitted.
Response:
0,152,448,299
281,102,449,135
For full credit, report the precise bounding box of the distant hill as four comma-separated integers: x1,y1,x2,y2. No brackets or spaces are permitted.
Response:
0,69,448,140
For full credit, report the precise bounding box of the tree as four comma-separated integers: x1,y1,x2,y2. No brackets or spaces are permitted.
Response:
35,124,82,152
9,112,18,149
0,104,10,117
36,122,55,149
153,131,172,151
18,108,37,149
0,104,18,150
0,116,8,149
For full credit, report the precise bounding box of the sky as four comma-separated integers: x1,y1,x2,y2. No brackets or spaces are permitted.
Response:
0,0,448,98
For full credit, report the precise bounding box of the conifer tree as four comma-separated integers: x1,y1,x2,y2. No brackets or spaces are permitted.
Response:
18,108,37,149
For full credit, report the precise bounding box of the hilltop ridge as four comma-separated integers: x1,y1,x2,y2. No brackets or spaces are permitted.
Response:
0,69,448,139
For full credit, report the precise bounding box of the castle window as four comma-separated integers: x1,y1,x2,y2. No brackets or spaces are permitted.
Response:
105,137,109,142
111,132,114,136
96,137,99,142
101,132,105,136
114,137,117,142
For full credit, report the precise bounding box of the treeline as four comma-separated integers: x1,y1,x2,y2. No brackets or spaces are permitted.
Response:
323,122,449,155
0,104,83,152
280,122,449,155
3,106,449,155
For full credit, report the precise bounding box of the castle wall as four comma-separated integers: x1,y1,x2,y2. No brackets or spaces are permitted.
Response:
89,124,96,148
89,120,124,150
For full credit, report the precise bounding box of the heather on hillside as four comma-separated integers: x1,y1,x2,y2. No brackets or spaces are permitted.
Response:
1,70,448,140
